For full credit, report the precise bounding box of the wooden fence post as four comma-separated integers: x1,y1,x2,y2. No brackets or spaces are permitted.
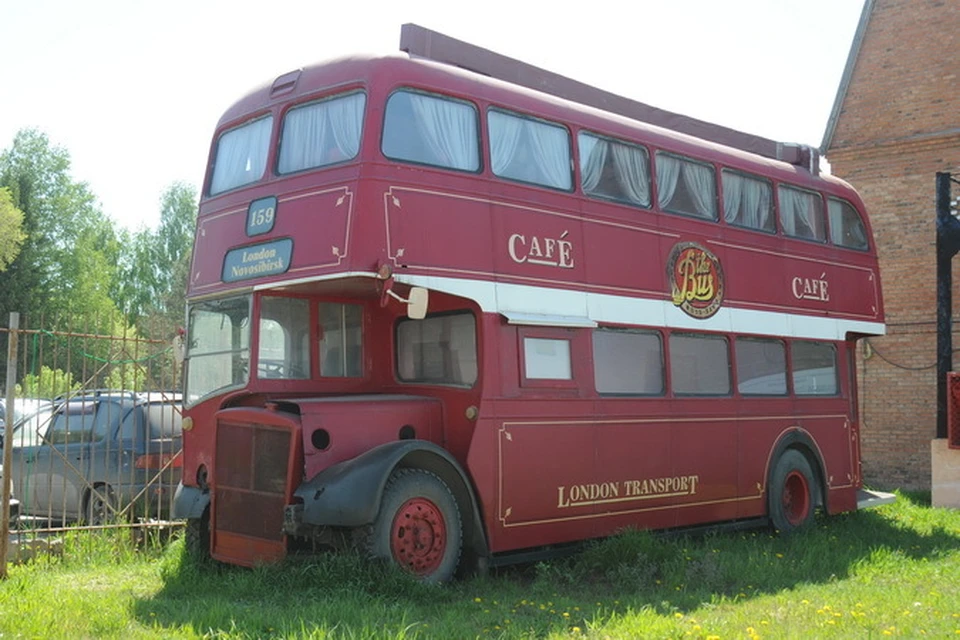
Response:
1,312,20,579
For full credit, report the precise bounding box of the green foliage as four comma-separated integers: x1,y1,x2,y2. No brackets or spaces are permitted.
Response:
115,181,196,335
103,361,148,392
0,186,26,270
16,365,81,398
0,128,120,324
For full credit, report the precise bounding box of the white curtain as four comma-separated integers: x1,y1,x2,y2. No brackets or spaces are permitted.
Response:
682,162,716,218
612,143,650,205
779,187,823,240
278,104,328,173
656,154,681,209
410,94,478,170
489,111,523,176
279,94,365,173
526,120,571,189
327,93,365,159
580,135,607,192
724,173,772,231
211,116,272,194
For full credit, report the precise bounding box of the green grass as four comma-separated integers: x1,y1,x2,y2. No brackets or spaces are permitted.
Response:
1,490,959,638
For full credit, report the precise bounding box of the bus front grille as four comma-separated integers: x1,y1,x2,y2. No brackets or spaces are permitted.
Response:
214,421,292,546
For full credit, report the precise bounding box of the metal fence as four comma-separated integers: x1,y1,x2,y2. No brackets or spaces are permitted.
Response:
1,313,183,575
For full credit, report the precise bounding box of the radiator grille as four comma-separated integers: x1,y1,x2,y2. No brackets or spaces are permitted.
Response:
214,421,292,542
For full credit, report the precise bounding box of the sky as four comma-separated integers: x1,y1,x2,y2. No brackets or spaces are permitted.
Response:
0,0,866,232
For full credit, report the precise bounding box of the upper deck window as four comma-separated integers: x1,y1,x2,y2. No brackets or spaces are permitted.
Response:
278,92,366,174
488,109,572,190
656,153,717,220
828,198,869,250
722,170,775,233
779,185,825,242
209,116,273,196
579,132,651,207
382,90,480,171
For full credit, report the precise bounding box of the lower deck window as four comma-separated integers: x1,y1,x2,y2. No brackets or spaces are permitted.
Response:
669,334,731,395
593,329,663,394
397,313,477,386
319,303,363,377
792,342,838,395
259,296,310,379
523,338,572,380
736,338,787,395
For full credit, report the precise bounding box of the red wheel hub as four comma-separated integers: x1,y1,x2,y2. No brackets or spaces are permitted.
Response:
782,470,810,526
390,497,447,575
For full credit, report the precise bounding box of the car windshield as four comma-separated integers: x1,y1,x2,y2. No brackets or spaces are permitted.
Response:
185,295,251,405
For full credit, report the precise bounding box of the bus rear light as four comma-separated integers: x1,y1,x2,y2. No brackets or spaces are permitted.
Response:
135,452,183,469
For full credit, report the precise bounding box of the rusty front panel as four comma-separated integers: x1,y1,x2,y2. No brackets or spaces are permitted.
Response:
212,420,292,565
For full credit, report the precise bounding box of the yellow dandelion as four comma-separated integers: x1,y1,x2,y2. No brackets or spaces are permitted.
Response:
802,599,810,605
572,627,581,634
474,597,482,603
775,553,784,558
563,612,570,618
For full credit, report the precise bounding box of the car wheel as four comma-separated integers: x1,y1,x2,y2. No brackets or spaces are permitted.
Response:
769,450,817,533
85,485,118,526
360,468,462,583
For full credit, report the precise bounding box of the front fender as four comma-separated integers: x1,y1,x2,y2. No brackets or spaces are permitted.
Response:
294,440,466,527
173,482,209,520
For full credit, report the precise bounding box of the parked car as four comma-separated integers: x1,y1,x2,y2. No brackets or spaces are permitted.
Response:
0,391,182,525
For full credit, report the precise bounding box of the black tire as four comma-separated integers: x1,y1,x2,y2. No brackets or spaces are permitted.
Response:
361,468,462,583
85,485,118,526
769,449,817,533
185,509,211,563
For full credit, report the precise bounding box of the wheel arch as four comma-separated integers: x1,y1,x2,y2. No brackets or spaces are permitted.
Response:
295,440,489,571
766,428,828,511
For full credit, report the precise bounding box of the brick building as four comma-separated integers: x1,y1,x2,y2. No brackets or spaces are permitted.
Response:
822,0,960,489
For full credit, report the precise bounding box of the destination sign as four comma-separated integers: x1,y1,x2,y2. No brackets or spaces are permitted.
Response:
222,238,293,283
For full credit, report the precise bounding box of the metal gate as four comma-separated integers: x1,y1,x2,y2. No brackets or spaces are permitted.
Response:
1,313,183,572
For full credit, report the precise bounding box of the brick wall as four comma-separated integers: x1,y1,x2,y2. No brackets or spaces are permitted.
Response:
825,0,960,489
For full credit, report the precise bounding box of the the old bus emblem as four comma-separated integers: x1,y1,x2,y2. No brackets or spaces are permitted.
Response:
667,242,724,319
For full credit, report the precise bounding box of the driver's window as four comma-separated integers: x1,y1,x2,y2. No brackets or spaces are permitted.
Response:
258,296,311,379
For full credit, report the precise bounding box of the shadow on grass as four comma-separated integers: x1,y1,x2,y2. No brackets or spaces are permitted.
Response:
132,493,959,636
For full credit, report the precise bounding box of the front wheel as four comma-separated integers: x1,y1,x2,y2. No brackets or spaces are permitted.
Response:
185,509,211,564
362,468,462,583
769,450,817,533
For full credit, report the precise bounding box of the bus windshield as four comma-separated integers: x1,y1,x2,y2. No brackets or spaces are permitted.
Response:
185,295,252,404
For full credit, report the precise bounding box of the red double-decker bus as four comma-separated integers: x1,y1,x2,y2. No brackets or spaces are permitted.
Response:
173,26,887,582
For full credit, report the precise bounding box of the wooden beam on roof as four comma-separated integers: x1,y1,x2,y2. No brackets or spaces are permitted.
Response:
399,23,819,174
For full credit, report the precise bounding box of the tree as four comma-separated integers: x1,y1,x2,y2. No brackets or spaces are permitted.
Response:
0,187,26,270
0,128,121,324
115,181,197,335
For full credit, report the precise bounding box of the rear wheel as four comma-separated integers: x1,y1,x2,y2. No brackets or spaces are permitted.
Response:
85,485,118,526
769,450,817,532
362,468,462,583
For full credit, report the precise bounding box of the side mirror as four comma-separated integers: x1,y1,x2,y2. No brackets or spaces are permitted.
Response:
407,287,428,320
